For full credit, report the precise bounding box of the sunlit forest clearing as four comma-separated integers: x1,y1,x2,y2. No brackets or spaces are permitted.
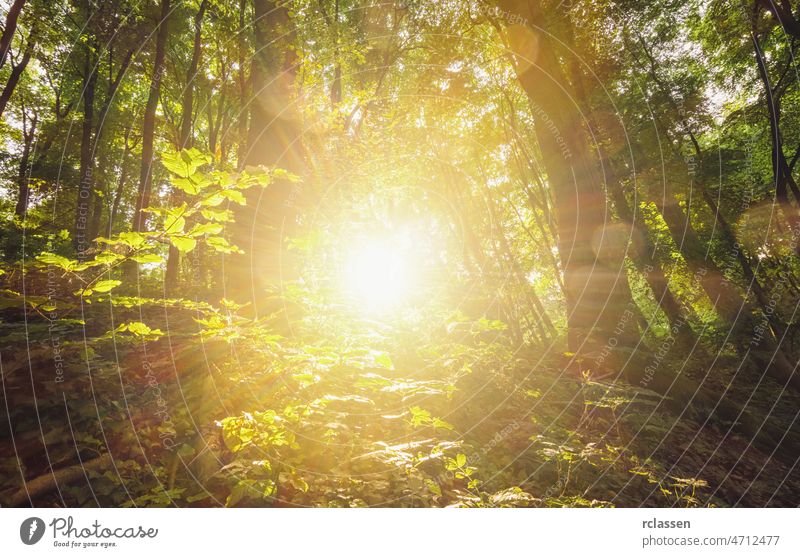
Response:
1,0,800,508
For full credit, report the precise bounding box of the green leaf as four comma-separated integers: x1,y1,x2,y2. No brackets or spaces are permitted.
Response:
220,189,246,205
194,315,227,329
170,235,197,253
202,192,226,207
173,173,214,195
94,251,124,265
425,479,442,497
200,208,233,222
36,252,74,271
237,169,272,189
272,168,301,182
126,322,152,335
131,253,164,264
226,481,248,507
164,205,187,234
115,232,148,248
188,223,223,237
374,352,394,369
431,417,454,431
93,280,122,293
172,176,199,195
162,148,211,178
409,406,432,427
123,321,163,338
206,236,241,254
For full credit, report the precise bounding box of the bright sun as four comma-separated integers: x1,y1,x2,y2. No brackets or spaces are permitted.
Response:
342,235,419,311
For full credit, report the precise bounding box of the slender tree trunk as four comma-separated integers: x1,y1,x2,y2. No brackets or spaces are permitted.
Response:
87,48,135,242
88,180,104,242
14,112,37,217
207,86,227,158
756,0,800,39
607,176,695,336
179,0,206,148
108,124,135,236
73,38,97,257
0,36,34,119
236,0,249,168
6,107,36,259
165,0,208,292
319,0,342,107
29,87,74,175
0,0,26,69
132,0,171,235
752,30,800,250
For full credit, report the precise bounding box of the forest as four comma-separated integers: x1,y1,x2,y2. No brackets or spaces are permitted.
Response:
0,0,799,508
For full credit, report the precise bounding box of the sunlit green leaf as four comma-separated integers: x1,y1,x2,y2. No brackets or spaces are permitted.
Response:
93,280,122,293
170,235,197,253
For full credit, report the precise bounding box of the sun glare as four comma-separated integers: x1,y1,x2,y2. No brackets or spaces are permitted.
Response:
342,235,419,311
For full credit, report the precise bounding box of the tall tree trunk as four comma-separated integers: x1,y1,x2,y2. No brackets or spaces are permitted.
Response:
132,0,171,235
179,0,207,149
228,0,305,315
14,111,36,217
756,0,800,39
607,173,696,337
108,123,136,236
236,0,249,167
0,34,34,119
0,0,26,69
87,47,136,242
752,29,800,250
496,0,638,358
165,0,208,292
319,0,342,107
5,106,37,259
73,36,97,257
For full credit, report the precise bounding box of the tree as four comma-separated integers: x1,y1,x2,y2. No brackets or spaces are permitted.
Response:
227,0,305,313
0,0,27,69
495,0,639,357
73,0,97,255
0,14,35,119
165,0,209,290
132,0,172,235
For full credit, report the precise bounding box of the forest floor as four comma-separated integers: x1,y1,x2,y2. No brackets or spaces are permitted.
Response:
2,295,799,508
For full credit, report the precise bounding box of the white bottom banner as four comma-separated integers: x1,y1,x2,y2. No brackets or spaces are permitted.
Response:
1,508,797,556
